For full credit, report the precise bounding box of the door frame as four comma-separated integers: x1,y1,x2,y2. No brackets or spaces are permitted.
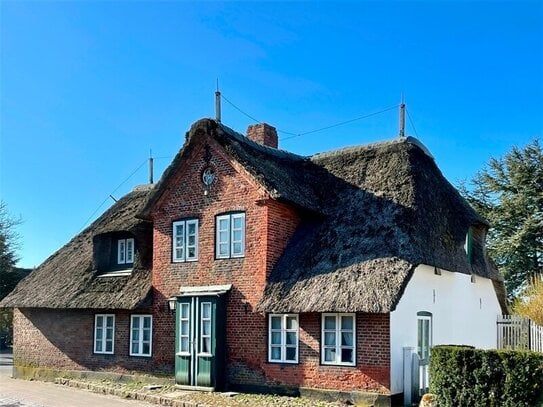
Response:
171,284,231,391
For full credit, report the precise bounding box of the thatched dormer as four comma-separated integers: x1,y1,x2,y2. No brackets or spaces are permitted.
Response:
1,187,154,310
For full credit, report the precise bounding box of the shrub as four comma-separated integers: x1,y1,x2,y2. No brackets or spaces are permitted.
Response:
430,346,543,407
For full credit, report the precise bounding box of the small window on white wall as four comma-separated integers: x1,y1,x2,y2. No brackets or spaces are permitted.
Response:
417,311,432,362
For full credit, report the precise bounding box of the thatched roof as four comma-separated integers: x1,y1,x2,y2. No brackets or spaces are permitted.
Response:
257,137,505,313
0,187,153,309
138,118,504,314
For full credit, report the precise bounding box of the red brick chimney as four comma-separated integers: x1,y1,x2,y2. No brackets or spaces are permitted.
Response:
246,123,278,148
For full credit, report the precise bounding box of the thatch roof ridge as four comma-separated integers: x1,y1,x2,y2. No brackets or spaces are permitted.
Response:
0,188,153,309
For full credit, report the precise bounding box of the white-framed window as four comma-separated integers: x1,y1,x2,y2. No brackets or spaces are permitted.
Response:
268,314,298,363
179,302,191,355
321,313,356,366
172,219,198,262
130,315,152,357
117,238,135,265
200,302,212,356
94,314,115,354
216,212,245,259
417,311,432,363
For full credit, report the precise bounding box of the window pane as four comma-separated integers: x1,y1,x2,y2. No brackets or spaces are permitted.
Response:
96,316,103,327
143,329,150,342
202,303,211,319
219,231,228,243
219,243,228,256
202,321,211,336
285,347,296,361
96,328,103,340
133,317,140,329
143,317,151,329
271,332,281,345
325,347,336,362
181,321,189,336
341,332,353,347
142,342,150,355
188,235,195,246
286,316,297,330
232,242,242,254
286,332,296,345
417,320,423,356
176,248,184,259
106,317,113,327
96,341,103,352
181,337,189,352
126,239,134,262
271,316,281,330
341,348,353,363
132,329,139,341
106,329,113,340
270,346,281,360
233,230,242,241
219,219,229,230
233,217,242,229
324,332,335,346
176,224,184,237
341,316,353,330
202,338,211,354
105,341,112,353
324,316,336,330
188,223,196,234
181,304,189,319
132,342,139,354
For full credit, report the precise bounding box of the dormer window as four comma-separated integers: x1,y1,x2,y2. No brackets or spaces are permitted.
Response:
118,238,135,265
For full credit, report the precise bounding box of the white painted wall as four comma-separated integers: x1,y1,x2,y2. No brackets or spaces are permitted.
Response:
389,264,502,394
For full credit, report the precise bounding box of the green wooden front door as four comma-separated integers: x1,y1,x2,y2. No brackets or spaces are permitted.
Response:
175,296,223,389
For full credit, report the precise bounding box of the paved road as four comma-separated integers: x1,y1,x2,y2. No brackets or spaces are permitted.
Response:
0,350,155,407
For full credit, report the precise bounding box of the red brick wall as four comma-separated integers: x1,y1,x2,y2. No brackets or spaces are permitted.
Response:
12,308,166,373
228,313,390,394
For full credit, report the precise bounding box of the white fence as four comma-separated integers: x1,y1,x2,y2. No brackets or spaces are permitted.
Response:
497,315,543,352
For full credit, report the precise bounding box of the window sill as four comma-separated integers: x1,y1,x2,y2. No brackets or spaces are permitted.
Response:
129,353,152,358
321,362,356,367
97,269,133,277
267,360,298,365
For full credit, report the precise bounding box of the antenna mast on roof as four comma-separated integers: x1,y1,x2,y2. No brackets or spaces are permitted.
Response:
399,94,406,139
149,149,154,184
215,79,221,123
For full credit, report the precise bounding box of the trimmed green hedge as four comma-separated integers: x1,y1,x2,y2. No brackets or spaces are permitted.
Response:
429,345,543,407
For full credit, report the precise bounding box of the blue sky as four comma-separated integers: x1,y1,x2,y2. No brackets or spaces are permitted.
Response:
1,1,542,268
